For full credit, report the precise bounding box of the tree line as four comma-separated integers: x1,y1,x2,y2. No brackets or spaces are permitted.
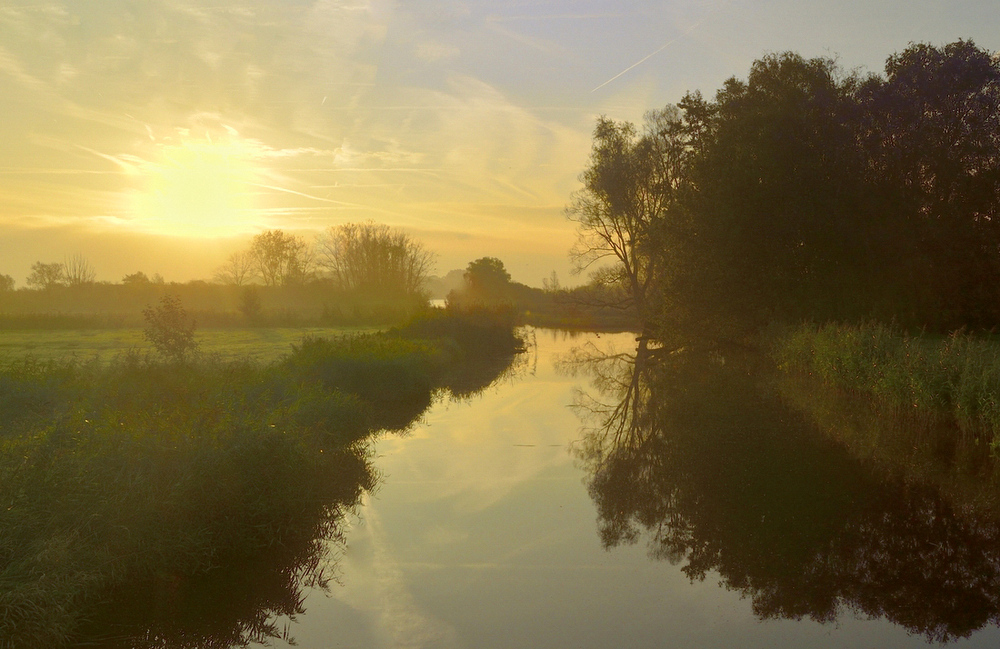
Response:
3,222,434,298
570,40,1000,346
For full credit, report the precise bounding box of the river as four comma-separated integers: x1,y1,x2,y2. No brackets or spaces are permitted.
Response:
242,329,1000,649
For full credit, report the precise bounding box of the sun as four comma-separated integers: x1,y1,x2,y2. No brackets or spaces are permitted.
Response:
128,137,261,237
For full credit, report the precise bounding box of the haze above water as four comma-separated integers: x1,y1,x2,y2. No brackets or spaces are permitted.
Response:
241,330,1000,649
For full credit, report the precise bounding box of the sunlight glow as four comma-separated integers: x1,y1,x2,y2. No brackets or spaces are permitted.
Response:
128,137,261,237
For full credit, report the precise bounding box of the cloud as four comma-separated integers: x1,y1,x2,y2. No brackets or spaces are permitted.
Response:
414,40,460,62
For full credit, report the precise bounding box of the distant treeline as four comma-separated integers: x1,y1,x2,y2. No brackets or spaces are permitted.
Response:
569,40,1000,346
445,256,640,331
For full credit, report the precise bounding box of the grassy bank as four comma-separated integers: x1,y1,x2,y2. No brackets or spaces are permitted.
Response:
0,308,523,648
0,325,382,364
769,321,1000,447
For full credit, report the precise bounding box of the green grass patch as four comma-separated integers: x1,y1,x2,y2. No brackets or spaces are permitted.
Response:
0,326,382,364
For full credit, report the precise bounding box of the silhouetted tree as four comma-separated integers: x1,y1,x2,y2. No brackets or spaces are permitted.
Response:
63,253,96,285
567,108,687,326
249,230,313,286
122,271,151,285
576,41,1000,342
214,250,257,286
316,222,434,296
238,285,262,321
25,262,66,289
0,274,13,291
856,39,1000,329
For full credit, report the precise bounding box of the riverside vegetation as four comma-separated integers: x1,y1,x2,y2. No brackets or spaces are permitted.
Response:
770,322,1000,449
0,305,522,648
565,40,1000,457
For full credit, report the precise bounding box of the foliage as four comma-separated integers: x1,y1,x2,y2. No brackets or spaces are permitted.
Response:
459,257,512,302
0,274,13,291
316,221,434,296
214,250,258,286
249,229,313,286
570,40,1000,341
238,285,262,322
142,294,198,362
121,271,150,285
567,108,685,325
25,262,66,290
770,321,1000,448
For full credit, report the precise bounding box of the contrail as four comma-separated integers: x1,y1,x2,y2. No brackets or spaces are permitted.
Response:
591,4,726,93
591,39,682,93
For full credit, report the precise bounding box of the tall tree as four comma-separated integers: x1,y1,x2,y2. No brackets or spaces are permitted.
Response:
567,107,688,327
678,53,872,331
857,40,1000,329
64,253,96,285
316,222,434,296
249,230,313,286
214,250,257,286
25,262,66,289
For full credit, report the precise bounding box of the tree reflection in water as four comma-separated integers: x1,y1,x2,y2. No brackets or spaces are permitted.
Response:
561,341,1000,643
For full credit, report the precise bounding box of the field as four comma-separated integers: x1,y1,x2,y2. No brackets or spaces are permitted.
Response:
0,326,383,363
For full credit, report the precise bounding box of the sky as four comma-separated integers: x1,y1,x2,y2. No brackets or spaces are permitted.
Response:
1,0,998,286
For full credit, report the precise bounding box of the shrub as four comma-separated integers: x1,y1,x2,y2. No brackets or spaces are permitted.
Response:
142,294,198,362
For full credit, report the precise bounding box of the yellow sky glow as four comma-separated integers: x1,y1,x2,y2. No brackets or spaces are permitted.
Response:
0,1,998,286
127,138,260,237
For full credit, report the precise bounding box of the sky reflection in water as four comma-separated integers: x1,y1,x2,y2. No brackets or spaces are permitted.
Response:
254,330,1000,649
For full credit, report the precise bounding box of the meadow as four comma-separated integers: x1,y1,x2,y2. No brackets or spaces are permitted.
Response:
0,326,382,364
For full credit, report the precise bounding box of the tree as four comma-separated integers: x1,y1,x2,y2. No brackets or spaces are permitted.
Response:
856,40,1000,329
64,253,96,285
463,257,510,296
0,274,13,291
667,52,873,338
542,271,561,292
238,285,262,321
567,107,687,327
249,230,314,286
316,222,434,295
142,294,198,362
214,250,257,286
25,262,66,289
122,271,150,285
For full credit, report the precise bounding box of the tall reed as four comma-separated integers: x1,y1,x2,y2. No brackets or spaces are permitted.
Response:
769,321,1000,447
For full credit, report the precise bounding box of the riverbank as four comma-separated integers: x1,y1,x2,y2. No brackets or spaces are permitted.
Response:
768,321,1000,448
0,308,523,648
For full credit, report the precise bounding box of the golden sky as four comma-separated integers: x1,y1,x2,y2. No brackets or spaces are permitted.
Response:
1,0,998,285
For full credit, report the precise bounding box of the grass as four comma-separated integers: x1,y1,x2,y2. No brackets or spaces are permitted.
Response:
0,326,382,364
769,321,1000,449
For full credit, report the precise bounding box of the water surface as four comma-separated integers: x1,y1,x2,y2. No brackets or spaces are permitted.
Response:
252,330,1000,649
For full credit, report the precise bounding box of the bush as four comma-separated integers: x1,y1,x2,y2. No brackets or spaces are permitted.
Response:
143,294,198,361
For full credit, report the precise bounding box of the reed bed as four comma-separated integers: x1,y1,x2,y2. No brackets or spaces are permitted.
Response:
769,321,1000,447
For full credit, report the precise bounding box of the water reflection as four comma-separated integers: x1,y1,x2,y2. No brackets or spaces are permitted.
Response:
65,348,523,649
70,445,375,649
564,342,1000,643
